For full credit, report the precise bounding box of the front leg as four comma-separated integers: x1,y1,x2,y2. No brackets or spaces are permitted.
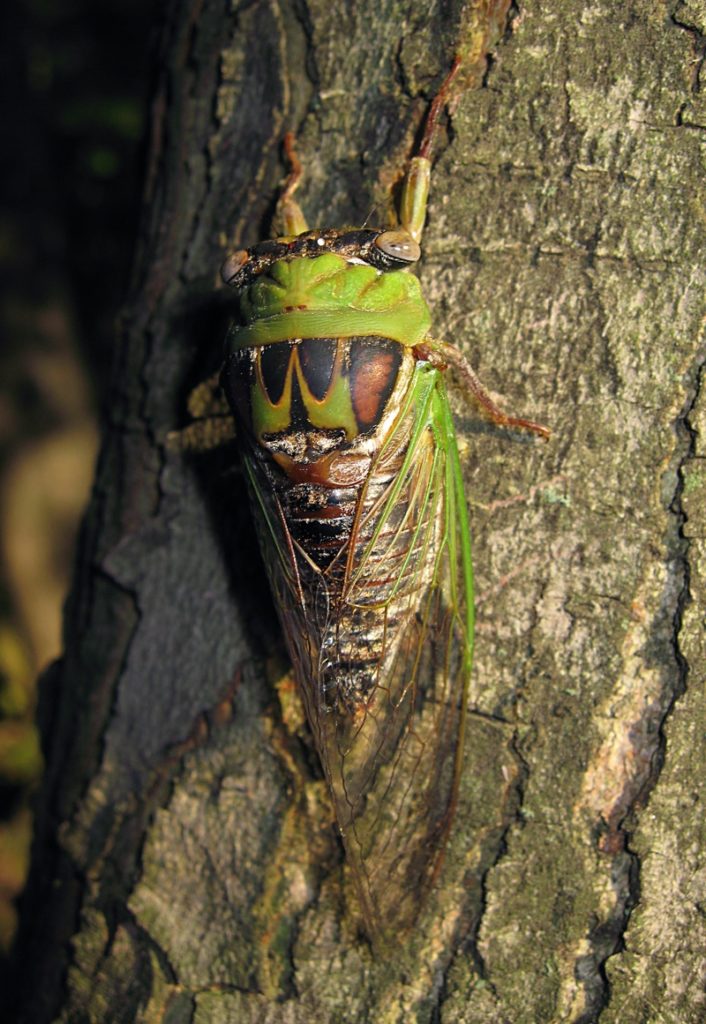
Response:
415,337,550,440
274,132,309,236
399,57,463,243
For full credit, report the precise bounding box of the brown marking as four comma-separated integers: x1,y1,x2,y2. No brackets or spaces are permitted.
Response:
272,449,371,487
349,342,401,430
290,503,345,521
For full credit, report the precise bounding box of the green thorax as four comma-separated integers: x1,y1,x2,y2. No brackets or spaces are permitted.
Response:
225,252,431,351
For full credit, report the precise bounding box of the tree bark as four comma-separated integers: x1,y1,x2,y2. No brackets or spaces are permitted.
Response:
12,1,706,1021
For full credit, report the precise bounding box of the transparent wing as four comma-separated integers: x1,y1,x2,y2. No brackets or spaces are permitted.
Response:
243,362,474,941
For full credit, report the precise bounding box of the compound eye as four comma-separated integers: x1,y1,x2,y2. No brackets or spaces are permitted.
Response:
373,230,421,265
220,249,249,285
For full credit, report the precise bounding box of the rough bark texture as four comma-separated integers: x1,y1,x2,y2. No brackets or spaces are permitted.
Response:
11,1,706,1022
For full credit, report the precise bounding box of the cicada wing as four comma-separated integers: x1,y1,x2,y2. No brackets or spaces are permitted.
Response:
314,365,474,938
239,363,473,941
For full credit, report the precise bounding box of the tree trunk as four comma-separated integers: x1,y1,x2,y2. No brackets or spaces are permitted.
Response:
12,1,706,1021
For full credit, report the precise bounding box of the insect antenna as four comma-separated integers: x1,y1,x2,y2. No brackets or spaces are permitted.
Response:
361,201,384,229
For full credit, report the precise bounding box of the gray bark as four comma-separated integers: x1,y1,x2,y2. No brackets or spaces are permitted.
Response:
14,1,706,1022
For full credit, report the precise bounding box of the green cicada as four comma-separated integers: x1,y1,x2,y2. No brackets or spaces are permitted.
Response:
215,61,548,940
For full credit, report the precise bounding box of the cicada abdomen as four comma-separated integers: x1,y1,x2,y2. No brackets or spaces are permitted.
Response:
218,63,548,942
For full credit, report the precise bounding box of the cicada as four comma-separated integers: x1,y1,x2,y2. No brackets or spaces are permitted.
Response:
215,61,548,941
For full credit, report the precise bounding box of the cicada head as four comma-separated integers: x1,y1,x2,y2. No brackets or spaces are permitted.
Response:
219,227,430,349
220,226,421,288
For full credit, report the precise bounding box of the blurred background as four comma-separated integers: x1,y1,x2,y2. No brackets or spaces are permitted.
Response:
0,0,161,951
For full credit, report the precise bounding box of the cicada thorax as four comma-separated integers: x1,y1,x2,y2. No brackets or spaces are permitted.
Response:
225,333,410,491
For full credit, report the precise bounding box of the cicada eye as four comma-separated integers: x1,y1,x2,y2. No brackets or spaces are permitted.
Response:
220,249,249,285
373,230,421,265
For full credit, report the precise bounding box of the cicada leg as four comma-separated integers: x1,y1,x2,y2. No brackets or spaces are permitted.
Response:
167,372,236,452
416,338,550,440
399,56,463,243
399,61,550,441
276,132,309,235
